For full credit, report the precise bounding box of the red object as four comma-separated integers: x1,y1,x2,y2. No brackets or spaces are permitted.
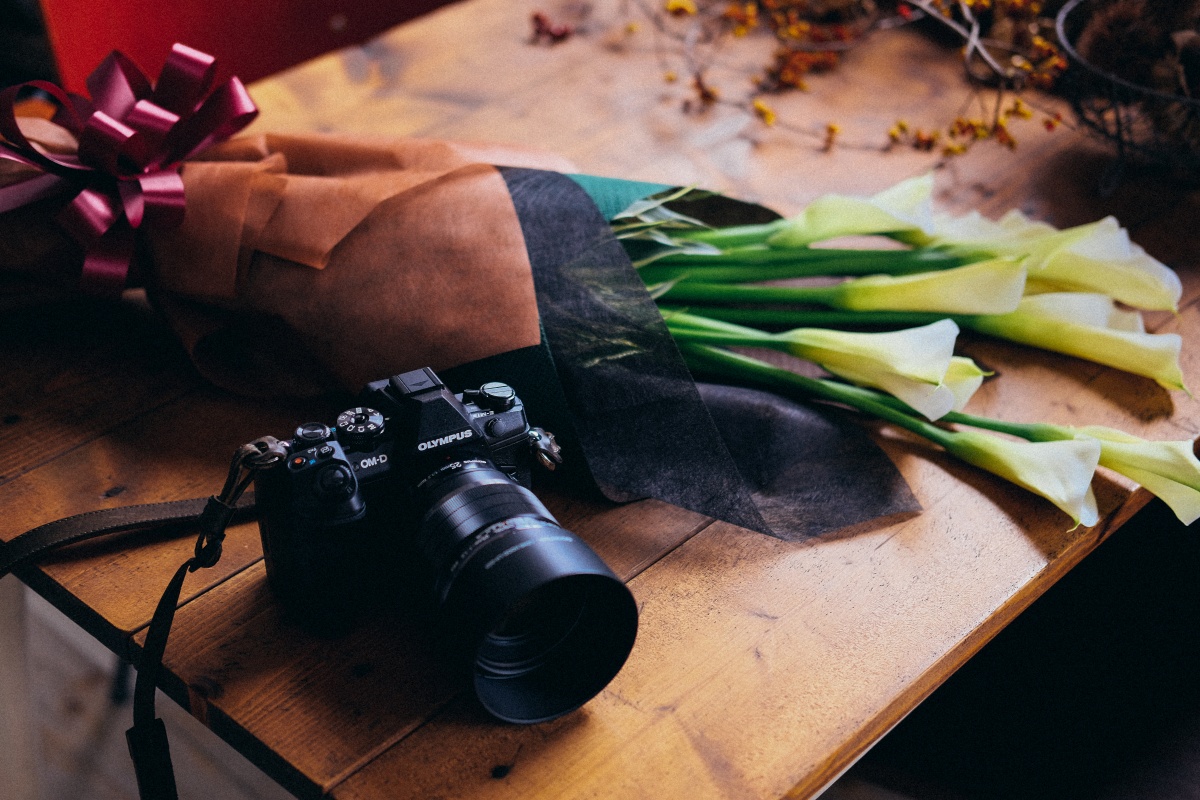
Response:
39,0,452,93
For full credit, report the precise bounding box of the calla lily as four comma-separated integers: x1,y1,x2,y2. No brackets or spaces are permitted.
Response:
941,429,1101,528
664,173,936,252
656,257,1026,315
966,293,1187,392
922,210,1182,312
823,257,1025,314
909,412,1200,525
664,312,965,419
679,343,1100,527
784,321,959,420
944,356,990,412
892,407,1200,524
646,176,1182,312
1067,426,1200,525
766,173,936,247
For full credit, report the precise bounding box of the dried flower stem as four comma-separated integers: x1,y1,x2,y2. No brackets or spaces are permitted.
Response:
901,0,1013,81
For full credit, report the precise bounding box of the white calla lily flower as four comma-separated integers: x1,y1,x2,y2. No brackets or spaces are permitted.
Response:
767,173,935,247
833,257,1025,314
968,294,1186,392
1073,426,1200,525
663,312,963,420
944,430,1101,527
778,319,960,420
926,209,1181,312
943,357,989,412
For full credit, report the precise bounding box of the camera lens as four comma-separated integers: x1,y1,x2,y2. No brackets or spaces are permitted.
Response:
418,463,638,723
472,573,638,723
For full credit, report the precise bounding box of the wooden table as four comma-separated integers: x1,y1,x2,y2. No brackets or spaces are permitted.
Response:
4,1,1200,798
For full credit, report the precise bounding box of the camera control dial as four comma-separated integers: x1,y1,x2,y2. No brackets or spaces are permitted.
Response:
336,407,386,448
478,382,516,411
315,464,356,501
294,422,332,446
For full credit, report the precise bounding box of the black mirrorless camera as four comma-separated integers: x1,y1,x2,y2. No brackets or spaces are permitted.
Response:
255,367,638,723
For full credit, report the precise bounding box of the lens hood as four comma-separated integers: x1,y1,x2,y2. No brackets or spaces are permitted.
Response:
441,519,638,723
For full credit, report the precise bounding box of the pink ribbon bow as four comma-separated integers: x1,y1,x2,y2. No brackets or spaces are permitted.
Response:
0,43,258,291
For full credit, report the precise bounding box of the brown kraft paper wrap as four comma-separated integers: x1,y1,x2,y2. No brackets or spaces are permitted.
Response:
153,133,584,395
1,127,576,395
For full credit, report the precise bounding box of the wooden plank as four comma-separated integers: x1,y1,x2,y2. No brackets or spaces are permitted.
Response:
332,457,1132,800
0,294,200,486
246,0,1045,208
0,387,326,657
132,490,710,799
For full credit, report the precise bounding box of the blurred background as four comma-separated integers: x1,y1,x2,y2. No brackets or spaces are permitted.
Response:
0,0,452,89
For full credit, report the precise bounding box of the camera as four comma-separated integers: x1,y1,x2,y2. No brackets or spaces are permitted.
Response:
255,367,638,723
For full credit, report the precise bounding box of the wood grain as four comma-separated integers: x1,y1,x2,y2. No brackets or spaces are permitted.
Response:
0,295,199,486
0,387,332,656
132,491,711,798
6,0,1199,799
332,469,1131,800
242,2,1200,798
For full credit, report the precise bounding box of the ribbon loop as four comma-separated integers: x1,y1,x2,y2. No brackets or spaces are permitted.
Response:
124,170,186,229
58,186,120,245
77,110,137,175
0,44,257,292
125,100,181,169
0,82,89,171
87,51,153,122
153,44,218,115
164,77,258,164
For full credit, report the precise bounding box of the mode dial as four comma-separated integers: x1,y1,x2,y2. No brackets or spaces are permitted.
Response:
335,407,385,447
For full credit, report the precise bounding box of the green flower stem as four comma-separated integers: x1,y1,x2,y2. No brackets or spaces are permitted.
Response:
936,411,1072,443
659,305,955,329
658,281,843,306
665,304,1186,392
671,220,786,248
853,389,1076,443
694,354,1044,444
682,343,1104,526
678,343,955,449
665,325,777,351
638,246,976,283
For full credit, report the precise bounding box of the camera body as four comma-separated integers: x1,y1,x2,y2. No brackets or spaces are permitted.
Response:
256,368,562,623
255,368,638,723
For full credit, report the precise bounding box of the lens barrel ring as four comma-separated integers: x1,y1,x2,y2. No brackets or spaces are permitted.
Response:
419,469,555,568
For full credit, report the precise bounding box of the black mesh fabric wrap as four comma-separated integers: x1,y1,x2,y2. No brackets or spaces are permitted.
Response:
445,168,920,540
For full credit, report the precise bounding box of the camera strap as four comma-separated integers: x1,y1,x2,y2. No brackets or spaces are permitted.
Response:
0,436,286,800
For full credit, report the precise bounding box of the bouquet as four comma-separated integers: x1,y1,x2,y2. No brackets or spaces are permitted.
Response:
2,45,1194,539
622,174,1197,527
